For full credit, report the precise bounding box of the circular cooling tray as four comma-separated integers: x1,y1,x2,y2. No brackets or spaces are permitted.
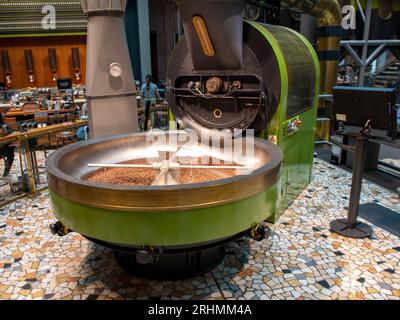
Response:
46,131,282,247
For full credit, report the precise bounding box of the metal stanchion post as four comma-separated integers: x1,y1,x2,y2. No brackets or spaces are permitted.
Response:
330,133,373,238
20,137,37,196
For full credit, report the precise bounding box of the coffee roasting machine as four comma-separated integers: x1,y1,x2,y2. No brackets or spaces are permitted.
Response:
46,0,321,278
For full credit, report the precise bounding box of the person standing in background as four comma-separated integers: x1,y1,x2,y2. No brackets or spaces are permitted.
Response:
140,75,161,130
140,74,160,107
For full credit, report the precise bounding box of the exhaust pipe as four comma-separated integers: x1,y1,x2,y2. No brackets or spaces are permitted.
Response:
281,0,342,98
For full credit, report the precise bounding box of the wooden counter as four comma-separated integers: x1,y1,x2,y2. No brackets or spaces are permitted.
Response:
5,108,78,118
0,120,88,146
0,120,88,195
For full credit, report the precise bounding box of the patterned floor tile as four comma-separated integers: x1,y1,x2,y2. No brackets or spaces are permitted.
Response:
0,156,399,300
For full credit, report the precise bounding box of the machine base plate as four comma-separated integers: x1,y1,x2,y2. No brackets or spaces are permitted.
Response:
114,246,225,280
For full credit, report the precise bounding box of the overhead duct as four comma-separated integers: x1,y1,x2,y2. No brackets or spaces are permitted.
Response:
81,0,138,138
281,0,342,98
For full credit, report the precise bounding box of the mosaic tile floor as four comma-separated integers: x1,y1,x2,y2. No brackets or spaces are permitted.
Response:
0,159,399,300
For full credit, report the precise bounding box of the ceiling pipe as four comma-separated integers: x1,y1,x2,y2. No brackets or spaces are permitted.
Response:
281,0,342,99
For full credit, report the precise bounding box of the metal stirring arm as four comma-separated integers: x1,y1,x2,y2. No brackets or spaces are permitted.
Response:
151,161,178,186
87,149,253,187
151,146,182,186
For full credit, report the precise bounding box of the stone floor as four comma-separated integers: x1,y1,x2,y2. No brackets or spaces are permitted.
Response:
0,158,399,300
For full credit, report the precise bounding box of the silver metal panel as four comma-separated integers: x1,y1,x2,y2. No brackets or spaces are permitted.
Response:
85,11,138,138
87,95,138,138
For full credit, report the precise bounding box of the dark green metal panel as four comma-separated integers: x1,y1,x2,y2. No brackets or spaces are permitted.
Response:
248,22,319,221
278,108,318,213
50,184,278,247
278,28,320,215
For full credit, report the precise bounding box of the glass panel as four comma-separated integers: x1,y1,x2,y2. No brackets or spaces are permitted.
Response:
265,25,317,119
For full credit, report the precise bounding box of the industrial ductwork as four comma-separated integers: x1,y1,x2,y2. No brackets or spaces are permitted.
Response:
81,0,138,138
281,0,342,98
